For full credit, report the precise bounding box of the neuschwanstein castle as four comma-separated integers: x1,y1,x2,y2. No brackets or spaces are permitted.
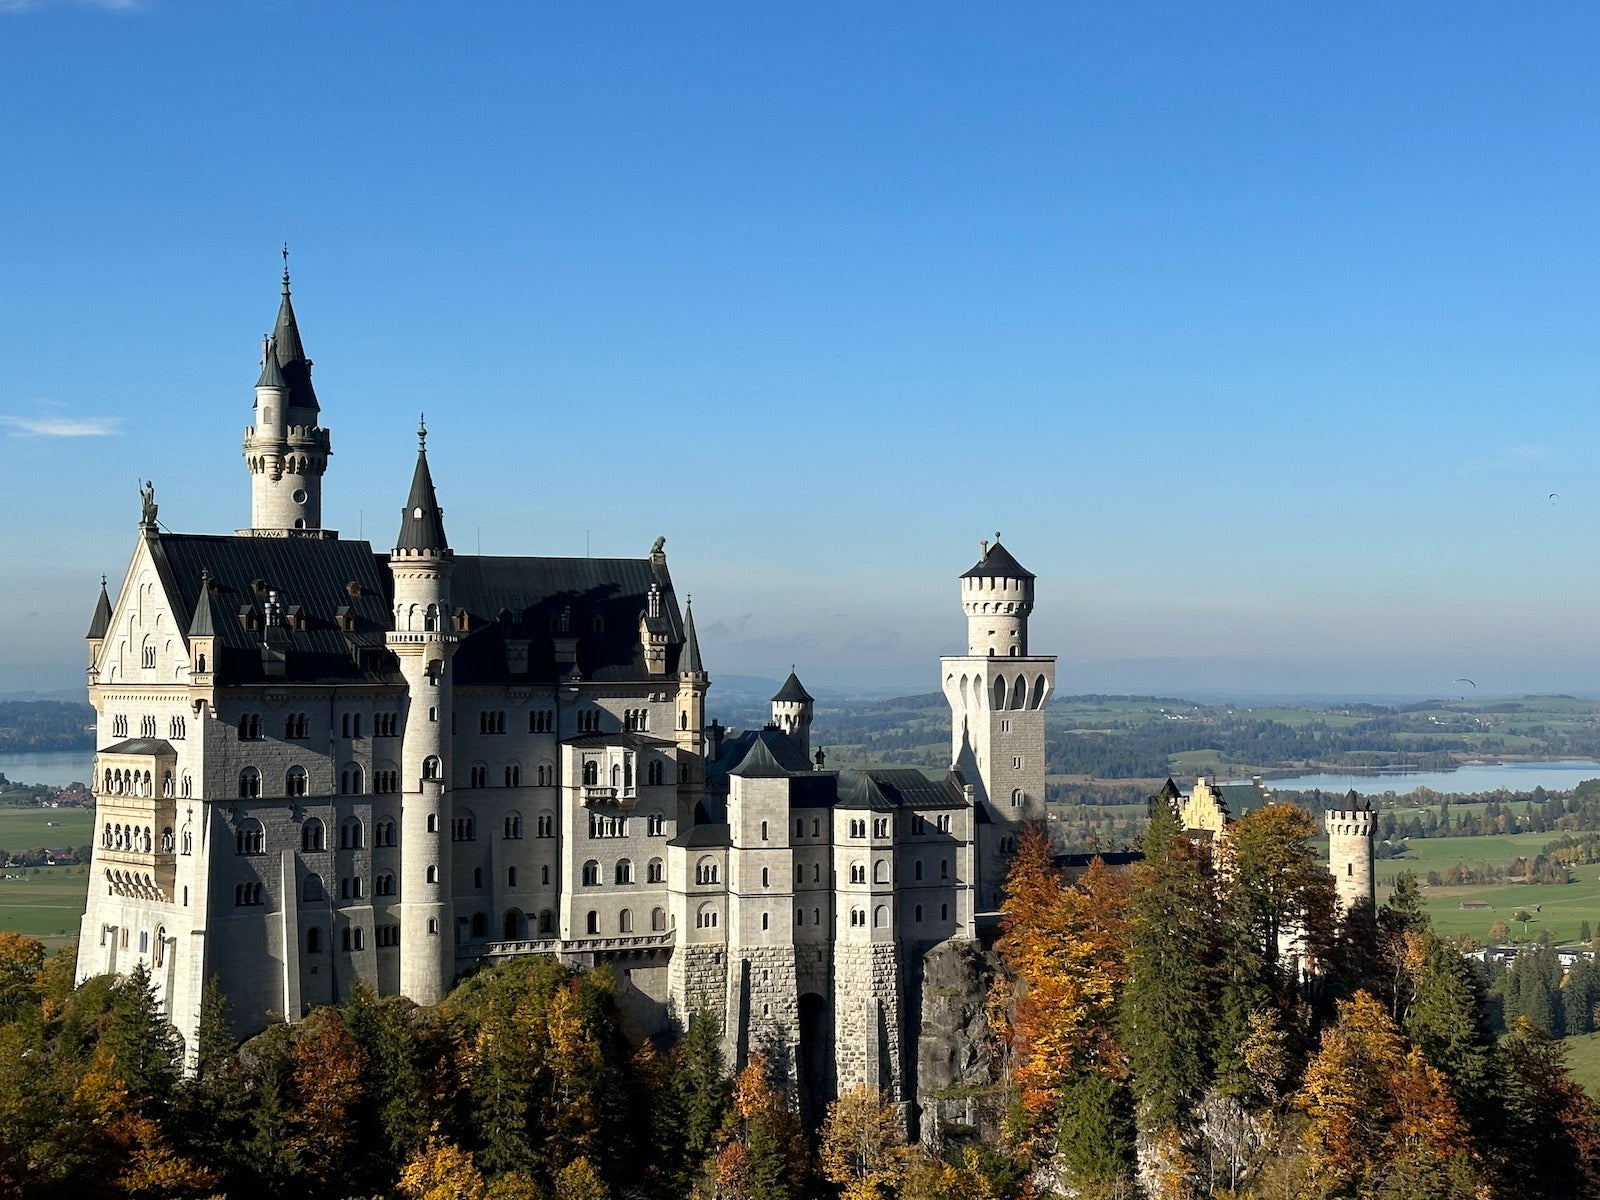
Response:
76,266,1059,1115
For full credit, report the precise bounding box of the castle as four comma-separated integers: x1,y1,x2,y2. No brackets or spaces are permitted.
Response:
75,266,1048,1119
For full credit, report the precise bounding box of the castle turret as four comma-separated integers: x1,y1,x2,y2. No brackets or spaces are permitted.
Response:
242,255,333,536
1325,789,1376,917
386,419,457,1005
675,597,709,821
771,669,813,759
940,536,1055,913
86,575,112,676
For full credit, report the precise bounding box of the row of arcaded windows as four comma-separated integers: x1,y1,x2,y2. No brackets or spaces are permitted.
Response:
578,857,665,886
109,714,186,740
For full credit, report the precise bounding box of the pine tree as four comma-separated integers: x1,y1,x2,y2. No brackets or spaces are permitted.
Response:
1121,795,1220,1130
101,962,181,1111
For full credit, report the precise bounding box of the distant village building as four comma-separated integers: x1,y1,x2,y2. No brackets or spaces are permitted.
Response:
76,267,1048,1123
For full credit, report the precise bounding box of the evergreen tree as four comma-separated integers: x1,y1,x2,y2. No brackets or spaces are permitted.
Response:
1566,957,1600,1036
101,962,181,1111
1054,1071,1136,1191
1121,794,1220,1130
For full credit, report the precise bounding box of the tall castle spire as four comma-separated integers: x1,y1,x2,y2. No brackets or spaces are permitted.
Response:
394,417,450,557
242,249,334,537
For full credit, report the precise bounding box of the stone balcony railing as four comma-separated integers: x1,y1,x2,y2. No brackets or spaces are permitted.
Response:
461,930,674,960
581,785,638,809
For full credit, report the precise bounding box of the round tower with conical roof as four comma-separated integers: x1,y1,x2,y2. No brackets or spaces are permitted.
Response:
771,669,814,759
386,419,458,1005
243,257,333,535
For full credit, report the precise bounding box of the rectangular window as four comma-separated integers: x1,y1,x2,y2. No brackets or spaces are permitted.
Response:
1000,718,1010,733
1012,756,1022,769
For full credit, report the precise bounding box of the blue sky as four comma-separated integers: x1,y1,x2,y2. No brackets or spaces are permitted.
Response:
3,2,1599,698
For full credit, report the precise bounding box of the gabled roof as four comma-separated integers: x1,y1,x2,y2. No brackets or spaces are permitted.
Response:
835,768,967,810
729,738,796,779
669,822,730,849
447,553,690,685
144,532,398,686
713,726,814,782
86,578,112,640
960,540,1034,580
394,429,450,556
772,670,813,704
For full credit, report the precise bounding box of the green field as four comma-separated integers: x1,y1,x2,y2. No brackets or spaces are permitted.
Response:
1385,832,1600,945
0,807,94,952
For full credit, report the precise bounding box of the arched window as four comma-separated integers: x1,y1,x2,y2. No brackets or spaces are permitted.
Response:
760,820,768,841
376,872,395,896
940,859,949,879
615,858,633,885
874,859,888,884
303,874,324,903
341,765,364,795
306,927,322,954
302,820,325,853
235,819,264,856
471,912,487,938
586,910,599,935
582,760,598,787
696,903,719,929
647,857,664,883
340,819,363,850
539,909,554,934
875,905,888,928
647,811,664,836
426,865,438,884
422,756,441,781
761,867,770,887
651,906,666,932
850,862,865,884
647,760,663,786
582,860,600,886
914,860,923,880
426,814,439,833
537,812,555,838
375,819,396,847
238,767,261,799
181,827,192,855
1011,787,1022,808
915,904,923,922
504,812,523,839
504,763,521,787
619,908,633,933
696,857,719,885
504,910,521,939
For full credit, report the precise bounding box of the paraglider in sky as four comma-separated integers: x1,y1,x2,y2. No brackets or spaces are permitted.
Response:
1550,493,1560,505
1454,677,1476,700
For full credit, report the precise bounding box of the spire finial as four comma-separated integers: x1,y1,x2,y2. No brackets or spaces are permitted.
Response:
418,413,427,450
100,574,107,588
995,530,1002,542
281,242,290,292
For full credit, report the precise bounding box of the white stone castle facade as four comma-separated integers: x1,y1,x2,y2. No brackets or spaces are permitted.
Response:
76,268,1048,1117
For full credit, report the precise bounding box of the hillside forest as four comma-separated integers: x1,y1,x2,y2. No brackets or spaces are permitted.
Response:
0,799,1594,1200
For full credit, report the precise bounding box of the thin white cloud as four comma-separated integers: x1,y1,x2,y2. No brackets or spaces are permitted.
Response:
0,414,119,437
0,0,142,13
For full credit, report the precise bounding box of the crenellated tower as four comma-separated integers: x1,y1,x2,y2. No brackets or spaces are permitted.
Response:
386,419,458,1004
242,256,333,536
1325,789,1376,917
940,536,1055,912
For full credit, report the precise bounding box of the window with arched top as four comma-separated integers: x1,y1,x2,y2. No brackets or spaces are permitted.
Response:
582,760,598,786
235,819,264,856
340,818,364,850
619,908,633,933
651,906,666,932
696,857,719,885
306,927,322,955
582,860,600,886
425,865,438,883
850,862,865,884
238,767,261,799
302,820,325,853
647,857,664,883
422,756,441,781
874,859,888,883
615,858,633,885
303,873,324,903
340,765,364,795
586,910,599,934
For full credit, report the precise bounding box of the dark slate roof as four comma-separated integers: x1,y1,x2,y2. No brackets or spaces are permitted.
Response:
680,600,704,676
729,738,797,779
255,334,286,389
87,579,113,640
772,670,813,704
669,822,730,849
146,533,399,686
707,727,812,787
835,768,967,810
1214,779,1274,820
960,540,1034,580
564,732,673,750
271,271,318,413
448,553,690,685
99,738,176,756
394,440,450,556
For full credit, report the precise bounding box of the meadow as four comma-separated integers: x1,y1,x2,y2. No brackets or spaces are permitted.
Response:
0,806,93,952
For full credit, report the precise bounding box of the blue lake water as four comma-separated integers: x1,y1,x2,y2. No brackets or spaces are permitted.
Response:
1267,760,1600,798
0,751,94,788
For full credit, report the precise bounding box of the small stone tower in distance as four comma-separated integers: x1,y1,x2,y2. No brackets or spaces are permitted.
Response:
1325,789,1376,916
771,670,814,759
242,255,333,536
940,536,1055,912
386,418,458,1004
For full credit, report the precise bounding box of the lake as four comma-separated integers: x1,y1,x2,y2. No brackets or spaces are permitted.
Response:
0,751,94,788
1268,760,1600,798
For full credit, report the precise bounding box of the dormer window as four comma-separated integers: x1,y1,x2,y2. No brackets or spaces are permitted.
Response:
335,606,356,632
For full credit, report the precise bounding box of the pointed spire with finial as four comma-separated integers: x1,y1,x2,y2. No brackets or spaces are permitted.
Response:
87,575,113,640
255,333,285,390
188,569,218,638
394,414,450,556
270,243,318,411
679,595,705,676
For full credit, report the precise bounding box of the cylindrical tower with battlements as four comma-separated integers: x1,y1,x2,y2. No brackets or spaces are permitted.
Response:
1325,790,1376,916
962,537,1035,658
